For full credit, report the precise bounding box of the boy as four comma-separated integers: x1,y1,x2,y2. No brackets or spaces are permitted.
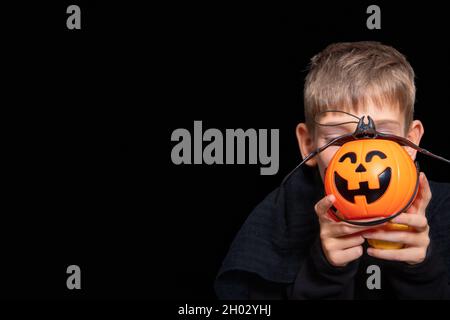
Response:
215,41,450,299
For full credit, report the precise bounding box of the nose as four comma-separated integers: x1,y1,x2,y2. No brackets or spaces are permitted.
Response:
355,164,367,172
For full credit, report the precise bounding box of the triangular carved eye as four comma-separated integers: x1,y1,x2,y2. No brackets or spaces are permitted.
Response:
366,150,387,162
339,152,357,163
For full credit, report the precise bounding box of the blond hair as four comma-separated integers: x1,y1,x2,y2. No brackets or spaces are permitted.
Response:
304,41,415,133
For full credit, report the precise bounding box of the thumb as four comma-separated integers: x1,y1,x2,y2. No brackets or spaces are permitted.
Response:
314,194,336,218
407,172,432,214
417,172,432,213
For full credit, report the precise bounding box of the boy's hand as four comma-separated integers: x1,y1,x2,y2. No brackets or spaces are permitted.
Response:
315,194,378,267
363,172,432,265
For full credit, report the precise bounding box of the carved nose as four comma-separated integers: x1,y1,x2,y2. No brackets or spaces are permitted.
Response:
355,164,366,172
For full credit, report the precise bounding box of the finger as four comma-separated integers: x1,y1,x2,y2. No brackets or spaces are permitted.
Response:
340,218,387,229
391,213,428,231
325,235,365,250
321,209,339,223
407,172,432,214
367,247,427,264
328,246,363,267
314,194,335,219
362,230,429,247
328,222,378,237
418,172,432,212
331,213,389,227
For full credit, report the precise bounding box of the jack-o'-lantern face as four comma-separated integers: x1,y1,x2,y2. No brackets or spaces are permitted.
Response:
334,150,391,204
324,139,418,220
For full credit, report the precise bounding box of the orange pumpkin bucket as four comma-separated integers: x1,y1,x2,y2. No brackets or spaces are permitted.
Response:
325,139,418,220
324,139,419,249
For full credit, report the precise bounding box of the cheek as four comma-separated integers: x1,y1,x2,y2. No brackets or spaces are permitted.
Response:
317,146,340,178
403,146,416,160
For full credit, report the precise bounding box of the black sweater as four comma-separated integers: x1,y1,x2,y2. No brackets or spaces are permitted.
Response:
215,166,450,299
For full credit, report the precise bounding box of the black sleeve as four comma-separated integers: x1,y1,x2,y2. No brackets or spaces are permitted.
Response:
286,236,360,299
247,236,360,300
384,182,450,300
386,241,450,299
216,270,288,300
248,274,288,300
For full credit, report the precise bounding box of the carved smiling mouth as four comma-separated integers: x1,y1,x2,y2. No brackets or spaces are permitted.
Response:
334,167,391,204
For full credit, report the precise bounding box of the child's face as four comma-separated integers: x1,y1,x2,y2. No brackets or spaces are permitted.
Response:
296,102,424,182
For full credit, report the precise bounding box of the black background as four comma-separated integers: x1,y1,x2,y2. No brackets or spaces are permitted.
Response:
1,1,449,301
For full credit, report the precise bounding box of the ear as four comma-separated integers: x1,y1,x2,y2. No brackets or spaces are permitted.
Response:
405,120,424,160
296,123,317,166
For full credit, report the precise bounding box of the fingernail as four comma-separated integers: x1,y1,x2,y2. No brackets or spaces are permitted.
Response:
367,248,373,255
328,194,335,203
